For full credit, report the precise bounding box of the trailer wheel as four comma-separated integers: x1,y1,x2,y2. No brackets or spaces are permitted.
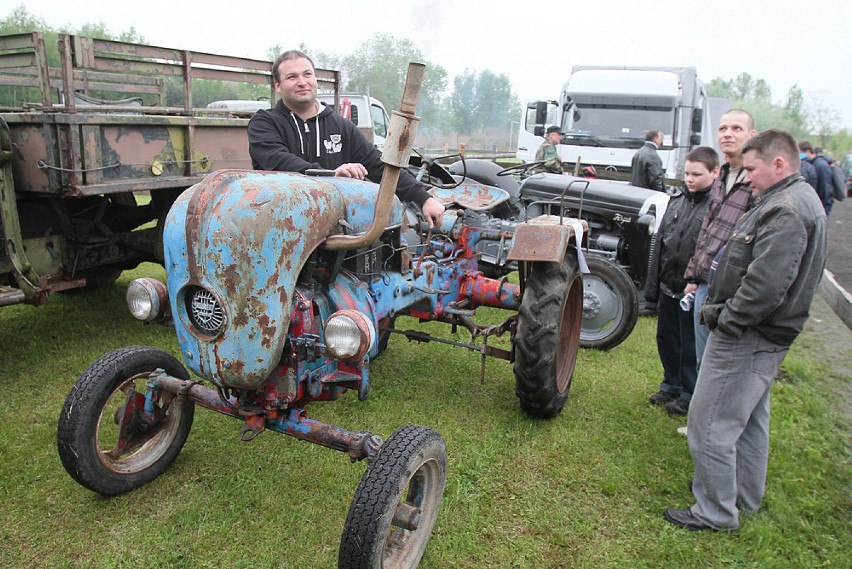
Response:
580,255,639,350
57,346,195,496
339,425,447,569
514,254,583,419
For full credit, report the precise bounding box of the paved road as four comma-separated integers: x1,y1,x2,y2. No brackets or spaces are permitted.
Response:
826,196,852,293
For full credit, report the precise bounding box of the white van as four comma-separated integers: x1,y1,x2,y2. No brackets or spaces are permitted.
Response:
317,93,390,150
207,93,390,150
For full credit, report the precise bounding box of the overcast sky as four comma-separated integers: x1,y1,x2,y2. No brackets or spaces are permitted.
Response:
8,0,852,128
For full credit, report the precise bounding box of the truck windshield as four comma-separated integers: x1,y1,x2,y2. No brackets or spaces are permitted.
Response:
566,105,675,148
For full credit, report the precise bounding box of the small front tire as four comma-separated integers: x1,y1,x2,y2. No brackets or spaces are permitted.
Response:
338,425,447,569
57,346,195,496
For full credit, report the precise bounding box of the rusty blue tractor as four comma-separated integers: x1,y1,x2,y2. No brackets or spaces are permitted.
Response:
56,65,586,568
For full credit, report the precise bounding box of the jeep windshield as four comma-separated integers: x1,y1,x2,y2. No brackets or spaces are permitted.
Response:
565,104,675,149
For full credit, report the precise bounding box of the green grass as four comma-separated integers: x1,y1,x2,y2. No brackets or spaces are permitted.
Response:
0,263,848,568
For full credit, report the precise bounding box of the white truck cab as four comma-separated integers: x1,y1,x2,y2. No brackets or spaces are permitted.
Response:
517,66,731,184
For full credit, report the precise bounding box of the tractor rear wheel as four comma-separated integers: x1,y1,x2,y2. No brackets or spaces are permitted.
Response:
514,254,583,418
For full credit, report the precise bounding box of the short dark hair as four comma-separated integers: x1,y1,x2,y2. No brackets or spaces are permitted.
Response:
745,129,801,170
645,130,662,142
798,140,814,153
272,50,315,84
685,146,720,172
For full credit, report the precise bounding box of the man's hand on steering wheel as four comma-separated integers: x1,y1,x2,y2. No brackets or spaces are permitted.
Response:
334,163,369,179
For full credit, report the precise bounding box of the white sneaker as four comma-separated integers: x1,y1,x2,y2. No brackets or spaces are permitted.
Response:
677,426,688,436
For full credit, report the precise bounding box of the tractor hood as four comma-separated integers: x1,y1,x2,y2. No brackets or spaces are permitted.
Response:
520,174,669,221
163,169,402,390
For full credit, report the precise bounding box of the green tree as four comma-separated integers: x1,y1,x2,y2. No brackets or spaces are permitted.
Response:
706,77,733,99
450,70,478,132
807,94,842,149
339,33,448,133
77,22,145,43
475,70,520,131
783,85,809,139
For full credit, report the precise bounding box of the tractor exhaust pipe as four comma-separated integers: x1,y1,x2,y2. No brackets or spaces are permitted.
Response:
323,62,424,251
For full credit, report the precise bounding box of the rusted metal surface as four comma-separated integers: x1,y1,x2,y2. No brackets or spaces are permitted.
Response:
0,32,347,306
506,216,587,263
165,169,346,390
323,63,423,251
461,273,521,310
431,182,511,211
150,370,383,460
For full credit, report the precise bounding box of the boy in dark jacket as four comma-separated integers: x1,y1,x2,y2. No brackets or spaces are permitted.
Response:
646,147,719,415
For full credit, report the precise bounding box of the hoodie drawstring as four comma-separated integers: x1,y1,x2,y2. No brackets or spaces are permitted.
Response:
289,102,322,161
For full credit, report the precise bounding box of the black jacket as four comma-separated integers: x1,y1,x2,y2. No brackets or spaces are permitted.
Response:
247,100,430,206
630,141,666,192
645,184,712,303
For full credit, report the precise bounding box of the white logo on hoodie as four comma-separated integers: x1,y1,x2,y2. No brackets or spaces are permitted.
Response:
324,134,342,155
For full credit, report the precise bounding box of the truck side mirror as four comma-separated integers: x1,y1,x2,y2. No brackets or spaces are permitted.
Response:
691,111,703,134
690,133,701,146
533,101,549,125
534,125,545,136
573,108,581,122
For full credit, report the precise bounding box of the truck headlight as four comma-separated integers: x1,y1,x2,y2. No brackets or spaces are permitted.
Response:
324,310,376,362
126,278,169,322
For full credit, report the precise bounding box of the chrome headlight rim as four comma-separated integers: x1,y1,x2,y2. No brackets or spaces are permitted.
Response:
324,310,376,362
126,278,169,322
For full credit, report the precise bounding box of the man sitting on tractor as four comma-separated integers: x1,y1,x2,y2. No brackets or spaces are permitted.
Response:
248,49,444,228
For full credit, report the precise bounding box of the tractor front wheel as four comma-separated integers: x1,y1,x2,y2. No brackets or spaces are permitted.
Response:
57,346,195,496
338,425,447,569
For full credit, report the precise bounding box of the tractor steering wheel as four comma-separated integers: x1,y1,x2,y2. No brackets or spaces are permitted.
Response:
496,161,546,179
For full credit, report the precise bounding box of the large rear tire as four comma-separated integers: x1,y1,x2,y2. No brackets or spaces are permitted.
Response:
514,254,583,419
339,425,447,569
580,255,639,350
57,346,195,496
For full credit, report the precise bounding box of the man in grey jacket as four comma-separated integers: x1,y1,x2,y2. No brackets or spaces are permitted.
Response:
630,130,666,191
664,129,827,531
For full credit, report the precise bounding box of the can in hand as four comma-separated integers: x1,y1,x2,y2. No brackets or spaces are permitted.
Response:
679,292,695,311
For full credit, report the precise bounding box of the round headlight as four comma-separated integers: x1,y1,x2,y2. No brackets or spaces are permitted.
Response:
324,310,376,362
126,278,168,322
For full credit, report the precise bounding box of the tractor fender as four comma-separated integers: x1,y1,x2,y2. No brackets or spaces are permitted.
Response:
507,216,589,271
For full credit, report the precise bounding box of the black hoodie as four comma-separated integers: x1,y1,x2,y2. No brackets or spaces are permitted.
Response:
247,100,430,206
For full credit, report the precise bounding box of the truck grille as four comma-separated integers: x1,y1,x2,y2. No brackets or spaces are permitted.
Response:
187,287,225,335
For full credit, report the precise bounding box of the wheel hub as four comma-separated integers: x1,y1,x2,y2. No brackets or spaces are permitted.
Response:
583,290,601,318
